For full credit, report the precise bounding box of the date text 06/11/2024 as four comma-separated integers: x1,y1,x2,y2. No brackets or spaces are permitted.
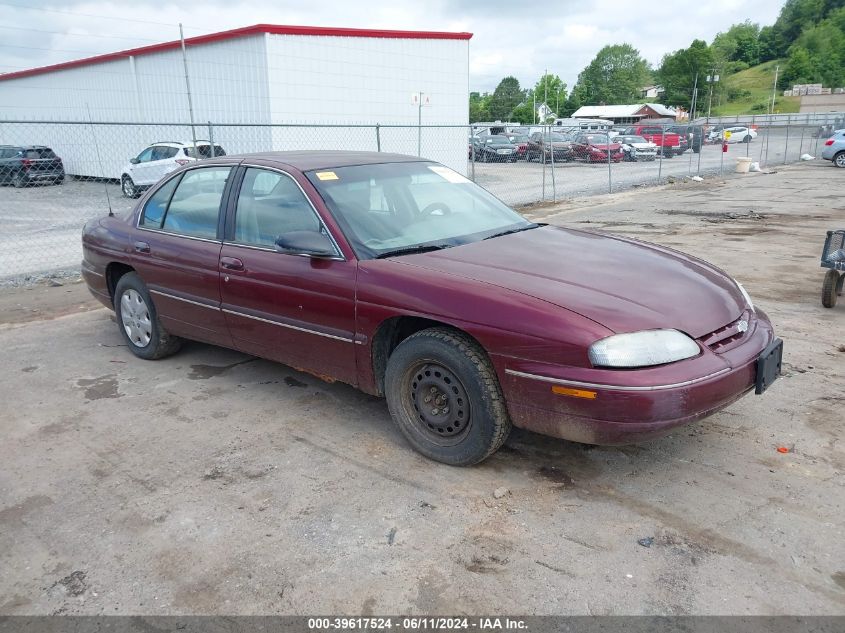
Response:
307,617,528,630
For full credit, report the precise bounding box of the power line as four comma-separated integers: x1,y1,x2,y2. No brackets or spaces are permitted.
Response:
0,0,201,29
0,24,165,43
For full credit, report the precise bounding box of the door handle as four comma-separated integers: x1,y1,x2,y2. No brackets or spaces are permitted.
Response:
220,257,244,271
133,241,150,254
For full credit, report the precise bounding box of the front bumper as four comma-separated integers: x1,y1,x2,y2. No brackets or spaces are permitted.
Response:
498,311,778,445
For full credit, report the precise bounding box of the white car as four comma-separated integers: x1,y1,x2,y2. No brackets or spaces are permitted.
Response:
120,141,226,198
722,127,757,144
616,135,658,161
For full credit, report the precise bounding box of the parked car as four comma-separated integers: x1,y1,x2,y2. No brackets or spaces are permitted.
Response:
616,135,658,161
81,151,782,465
0,145,65,188
121,141,226,198
500,133,530,159
471,135,518,162
669,124,704,153
821,128,845,167
624,124,682,157
571,133,624,162
526,132,573,162
722,127,757,143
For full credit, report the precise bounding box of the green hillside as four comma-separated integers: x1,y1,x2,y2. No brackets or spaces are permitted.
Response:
712,60,801,116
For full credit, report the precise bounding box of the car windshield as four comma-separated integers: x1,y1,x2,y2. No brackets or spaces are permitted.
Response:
507,135,529,142
483,137,506,143
621,136,647,143
585,134,610,143
545,134,568,141
307,161,535,259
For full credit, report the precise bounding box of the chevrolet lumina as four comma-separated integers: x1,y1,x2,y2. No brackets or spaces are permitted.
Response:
81,152,783,465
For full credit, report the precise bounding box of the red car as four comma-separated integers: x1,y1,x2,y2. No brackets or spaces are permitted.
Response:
81,152,783,465
571,133,624,162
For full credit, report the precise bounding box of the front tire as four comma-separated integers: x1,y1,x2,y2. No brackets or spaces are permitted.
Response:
121,175,139,198
384,328,511,466
822,270,840,308
114,272,182,359
12,171,26,188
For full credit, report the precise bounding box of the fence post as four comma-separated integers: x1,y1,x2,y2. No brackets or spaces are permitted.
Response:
207,121,215,157
470,126,476,182
549,124,556,202
798,117,805,158
607,126,612,194
375,123,381,152
657,126,664,184
783,114,790,164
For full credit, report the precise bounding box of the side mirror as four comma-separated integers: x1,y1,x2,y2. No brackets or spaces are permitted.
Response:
130,158,140,164
274,231,336,258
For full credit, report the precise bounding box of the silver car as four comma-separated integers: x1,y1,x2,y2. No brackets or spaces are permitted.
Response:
821,129,845,167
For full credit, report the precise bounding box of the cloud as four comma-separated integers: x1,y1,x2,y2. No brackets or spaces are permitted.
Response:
0,0,785,95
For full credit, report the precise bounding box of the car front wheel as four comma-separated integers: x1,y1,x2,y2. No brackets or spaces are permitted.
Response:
834,152,845,168
114,272,181,359
121,175,139,198
12,171,27,188
384,327,512,466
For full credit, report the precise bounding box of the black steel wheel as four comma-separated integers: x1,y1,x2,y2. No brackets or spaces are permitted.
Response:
822,269,840,308
384,327,511,466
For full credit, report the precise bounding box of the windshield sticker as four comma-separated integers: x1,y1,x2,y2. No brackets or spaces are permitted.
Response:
315,171,339,181
427,165,471,184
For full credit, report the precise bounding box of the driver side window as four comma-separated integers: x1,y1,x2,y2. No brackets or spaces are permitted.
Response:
233,168,324,249
137,147,154,163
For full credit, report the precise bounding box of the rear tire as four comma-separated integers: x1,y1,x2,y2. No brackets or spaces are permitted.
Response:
384,327,511,466
114,272,182,359
743,135,752,143
834,152,845,168
822,270,840,308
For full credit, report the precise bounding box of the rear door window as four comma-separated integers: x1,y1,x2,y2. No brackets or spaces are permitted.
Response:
161,167,232,239
140,175,180,228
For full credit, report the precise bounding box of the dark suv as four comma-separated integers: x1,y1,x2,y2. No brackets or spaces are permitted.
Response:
0,145,65,187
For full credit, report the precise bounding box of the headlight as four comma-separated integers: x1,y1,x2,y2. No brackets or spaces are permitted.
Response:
734,280,755,312
588,329,700,368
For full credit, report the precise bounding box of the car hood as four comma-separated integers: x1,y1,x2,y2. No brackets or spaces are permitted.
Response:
627,142,657,149
588,143,620,150
393,226,743,338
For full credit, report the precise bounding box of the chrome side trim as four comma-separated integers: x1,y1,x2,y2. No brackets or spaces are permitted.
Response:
137,226,222,244
82,268,104,277
221,308,353,343
149,289,220,311
504,367,732,392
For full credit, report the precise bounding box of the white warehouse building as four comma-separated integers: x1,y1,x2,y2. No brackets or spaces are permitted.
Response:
0,24,471,177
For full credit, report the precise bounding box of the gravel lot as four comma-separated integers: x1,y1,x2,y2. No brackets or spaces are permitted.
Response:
0,161,843,616
0,126,828,280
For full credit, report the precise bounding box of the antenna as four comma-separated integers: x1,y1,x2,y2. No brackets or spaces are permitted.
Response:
86,103,114,217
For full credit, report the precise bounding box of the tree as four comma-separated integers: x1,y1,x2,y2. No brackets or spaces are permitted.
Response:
572,44,651,105
657,39,714,111
510,91,535,124
469,91,491,123
712,21,761,66
534,73,567,115
488,76,523,120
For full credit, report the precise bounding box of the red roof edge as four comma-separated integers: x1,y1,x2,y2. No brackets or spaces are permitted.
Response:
0,23,473,82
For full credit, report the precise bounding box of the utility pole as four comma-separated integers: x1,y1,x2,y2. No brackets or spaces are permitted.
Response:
690,73,699,120
770,65,779,115
706,68,719,120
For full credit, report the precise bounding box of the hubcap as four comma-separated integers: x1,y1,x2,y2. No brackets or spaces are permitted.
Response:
836,154,845,167
120,289,152,347
408,362,470,441
123,179,133,195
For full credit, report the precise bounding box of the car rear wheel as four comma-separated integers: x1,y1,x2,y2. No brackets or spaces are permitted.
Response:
834,152,845,168
114,272,182,359
121,175,139,198
384,327,511,466
743,135,752,143
822,270,840,308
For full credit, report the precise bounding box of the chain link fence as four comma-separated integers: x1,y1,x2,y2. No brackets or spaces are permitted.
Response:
1,113,843,281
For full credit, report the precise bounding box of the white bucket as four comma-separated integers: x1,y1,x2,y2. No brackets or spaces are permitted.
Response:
735,157,753,173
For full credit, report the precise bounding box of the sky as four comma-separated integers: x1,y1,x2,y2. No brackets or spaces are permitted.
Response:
0,0,786,94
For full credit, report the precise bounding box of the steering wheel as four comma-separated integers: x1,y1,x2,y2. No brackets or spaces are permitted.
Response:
421,202,453,216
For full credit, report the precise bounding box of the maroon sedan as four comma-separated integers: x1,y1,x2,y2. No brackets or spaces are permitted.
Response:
572,132,624,162
81,151,782,465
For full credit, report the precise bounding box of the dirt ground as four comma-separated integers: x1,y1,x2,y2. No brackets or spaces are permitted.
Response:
0,162,843,616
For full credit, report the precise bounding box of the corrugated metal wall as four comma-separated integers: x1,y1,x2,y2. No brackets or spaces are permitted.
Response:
0,32,469,176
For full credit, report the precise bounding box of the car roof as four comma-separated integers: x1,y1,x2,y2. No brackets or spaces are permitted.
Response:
217,151,427,171
150,141,216,148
